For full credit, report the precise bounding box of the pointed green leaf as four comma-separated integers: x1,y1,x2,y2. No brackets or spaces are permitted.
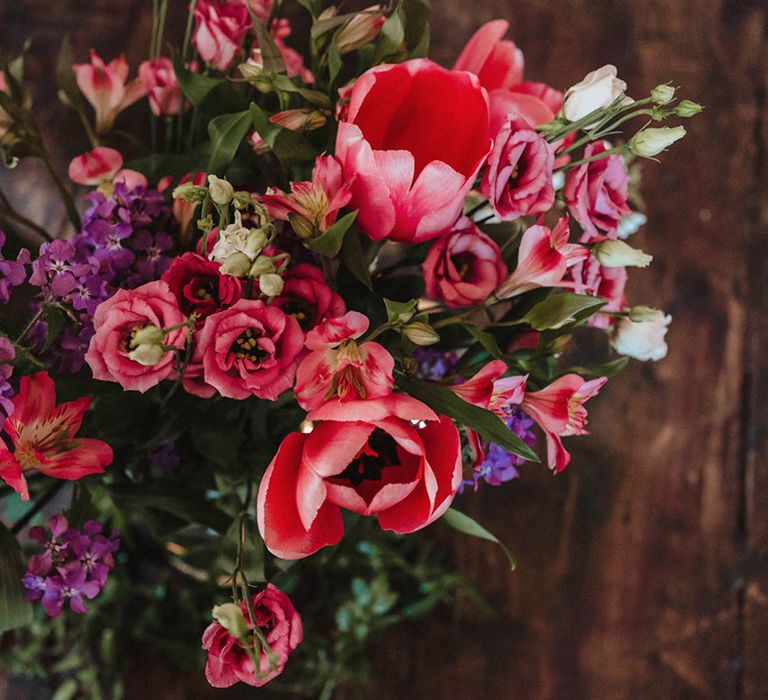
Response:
251,19,286,75
340,228,372,289
249,102,318,168
0,523,33,633
306,211,358,258
568,356,630,379
442,508,516,570
522,293,606,331
206,110,252,174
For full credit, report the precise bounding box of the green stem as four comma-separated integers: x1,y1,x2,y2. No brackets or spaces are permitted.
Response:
11,481,65,534
14,306,44,345
561,108,654,155
40,152,80,231
556,145,625,172
181,0,200,64
0,188,52,241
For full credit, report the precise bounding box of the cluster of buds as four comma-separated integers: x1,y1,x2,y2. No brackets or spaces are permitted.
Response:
127,318,196,367
384,298,440,346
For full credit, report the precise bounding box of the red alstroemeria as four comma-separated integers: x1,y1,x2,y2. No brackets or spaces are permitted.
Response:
521,374,607,473
73,51,145,135
495,216,588,298
0,372,113,500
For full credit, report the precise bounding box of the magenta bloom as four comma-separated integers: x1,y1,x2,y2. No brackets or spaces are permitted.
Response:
202,584,302,688
0,230,28,303
193,0,251,72
422,218,507,307
336,59,491,243
481,115,555,221
139,57,182,116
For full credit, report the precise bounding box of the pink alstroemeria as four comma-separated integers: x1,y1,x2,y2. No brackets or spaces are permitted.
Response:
262,155,352,239
294,311,394,411
0,372,113,500
521,374,607,473
495,217,588,298
138,57,182,116
68,147,123,186
73,51,145,134
450,360,527,416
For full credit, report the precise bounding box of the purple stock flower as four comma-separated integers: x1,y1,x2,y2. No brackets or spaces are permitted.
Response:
413,348,460,382
41,569,101,616
0,230,28,303
0,336,15,420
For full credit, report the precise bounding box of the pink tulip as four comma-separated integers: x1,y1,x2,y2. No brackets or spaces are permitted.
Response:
495,217,588,298
335,59,491,243
138,57,181,116
193,0,251,72
67,147,123,185
73,51,145,134
453,19,524,91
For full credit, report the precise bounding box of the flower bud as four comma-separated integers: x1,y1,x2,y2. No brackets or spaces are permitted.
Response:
675,100,703,117
259,272,284,297
289,213,315,240
650,84,675,105
131,324,165,346
212,603,249,640
562,65,628,122
232,191,253,210
593,239,653,268
628,305,663,322
128,343,166,367
270,109,328,132
403,322,440,346
611,311,671,361
629,126,686,158
220,252,252,277
248,256,276,276
208,175,234,206
172,181,207,203
239,58,273,92
336,9,386,55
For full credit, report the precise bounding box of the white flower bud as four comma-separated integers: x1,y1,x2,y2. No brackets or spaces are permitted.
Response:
593,239,653,268
128,343,166,367
403,322,440,346
220,251,252,277
208,175,234,206
212,603,248,640
675,100,703,118
651,84,675,105
629,126,686,158
259,273,284,297
131,324,164,346
611,311,671,361
617,211,647,239
563,65,628,122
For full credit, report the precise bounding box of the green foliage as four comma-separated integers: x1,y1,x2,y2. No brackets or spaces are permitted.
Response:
0,523,33,633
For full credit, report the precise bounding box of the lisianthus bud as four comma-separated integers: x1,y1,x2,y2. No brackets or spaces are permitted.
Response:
132,324,165,346
289,213,315,240
629,126,686,158
172,181,207,203
232,191,253,210
336,8,385,55
628,305,663,322
208,175,234,206
249,256,275,276
403,322,440,346
562,65,628,122
651,84,675,105
259,273,284,297
220,251,252,277
128,343,166,367
611,310,671,361
593,239,653,268
239,58,273,92
675,100,703,117
211,603,248,640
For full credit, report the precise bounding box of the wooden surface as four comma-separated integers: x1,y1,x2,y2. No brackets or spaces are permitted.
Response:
1,1,765,699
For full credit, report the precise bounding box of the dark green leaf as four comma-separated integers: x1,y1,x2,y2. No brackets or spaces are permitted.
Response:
401,0,431,55
569,356,630,379
174,60,249,115
306,210,358,258
340,229,372,289
442,508,516,570
384,298,417,325
41,304,65,353
0,523,33,633
207,110,252,174
373,8,405,62
270,75,332,108
296,0,322,17
328,42,343,84
312,12,365,38
522,293,606,331
394,373,539,462
252,19,286,75
249,102,317,167
216,517,265,582
56,36,86,112
465,326,507,362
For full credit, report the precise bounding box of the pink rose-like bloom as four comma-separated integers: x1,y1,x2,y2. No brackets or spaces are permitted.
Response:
564,141,631,239
202,584,302,689
85,281,188,393
197,299,304,400
423,218,507,307
139,57,181,116
73,51,145,134
567,253,627,329
262,155,351,238
257,395,462,559
193,0,251,72
481,115,555,221
68,147,123,186
336,59,491,243
272,264,346,332
295,311,394,411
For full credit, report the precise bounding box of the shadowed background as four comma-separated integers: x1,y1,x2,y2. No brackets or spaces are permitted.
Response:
0,1,765,698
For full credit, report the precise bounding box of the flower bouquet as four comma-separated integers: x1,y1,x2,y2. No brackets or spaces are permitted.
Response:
0,1,700,696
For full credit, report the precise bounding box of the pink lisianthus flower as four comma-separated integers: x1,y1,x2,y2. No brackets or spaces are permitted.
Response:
495,217,588,298
67,147,123,186
138,57,182,116
567,252,628,329
193,0,251,72
336,59,491,243
481,114,555,221
520,374,607,473
85,280,189,393
422,218,507,308
262,155,352,240
197,299,304,400
294,311,394,411
564,141,631,239
0,372,113,501
202,584,302,688
257,395,462,559
272,264,346,333
73,51,145,134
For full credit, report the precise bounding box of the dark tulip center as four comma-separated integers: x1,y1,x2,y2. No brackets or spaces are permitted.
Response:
338,429,400,486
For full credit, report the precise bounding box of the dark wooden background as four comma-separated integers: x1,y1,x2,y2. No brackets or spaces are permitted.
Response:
1,1,765,698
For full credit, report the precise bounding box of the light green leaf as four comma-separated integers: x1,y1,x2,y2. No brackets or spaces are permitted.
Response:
0,523,33,633
306,211,358,258
568,356,630,379
442,508,516,570
522,293,606,331
206,110,252,174
373,7,405,62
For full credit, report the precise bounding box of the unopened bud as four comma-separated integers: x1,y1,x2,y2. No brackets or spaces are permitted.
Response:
131,324,165,346
232,191,253,210
403,322,440,346
289,213,315,240
249,256,276,276
208,175,234,206
628,305,664,322
675,100,703,118
239,59,273,92
212,603,248,640
172,181,207,203
629,126,686,158
270,109,328,132
220,252,252,277
259,272,284,297
336,9,386,55
128,343,166,366
650,84,675,105
593,239,653,268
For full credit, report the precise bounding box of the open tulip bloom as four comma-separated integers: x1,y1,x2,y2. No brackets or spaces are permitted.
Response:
0,2,696,694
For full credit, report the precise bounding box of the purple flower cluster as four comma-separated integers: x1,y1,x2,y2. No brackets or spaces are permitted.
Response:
28,182,173,371
462,407,537,491
21,514,120,617
0,336,15,422
413,348,459,382
0,230,28,303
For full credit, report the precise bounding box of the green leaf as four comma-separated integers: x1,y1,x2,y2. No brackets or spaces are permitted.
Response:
56,36,86,112
251,19,286,75
442,508,516,570
174,60,249,115
306,210,358,258
0,523,33,633
394,373,539,462
296,0,322,17
312,12,365,38
522,293,606,331
328,41,343,84
401,0,431,56
569,356,630,379
249,102,317,168
465,325,507,362
384,298,417,325
373,7,405,63
270,75,332,108
206,110,252,174
340,229,372,289
40,304,65,353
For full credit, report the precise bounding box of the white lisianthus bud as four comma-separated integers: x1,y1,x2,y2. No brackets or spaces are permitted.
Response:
628,305,663,322
403,322,440,346
651,84,676,105
611,311,672,361
220,251,252,277
675,100,703,117
593,239,653,268
212,603,248,640
563,65,628,122
131,324,165,346
172,181,207,203
629,126,686,158
128,343,166,367
259,273,284,297
127,324,166,366
208,175,234,206
249,256,275,276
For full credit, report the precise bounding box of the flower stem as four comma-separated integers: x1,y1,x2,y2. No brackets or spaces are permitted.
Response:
40,152,81,231
11,481,65,534
556,145,625,172
0,187,52,241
